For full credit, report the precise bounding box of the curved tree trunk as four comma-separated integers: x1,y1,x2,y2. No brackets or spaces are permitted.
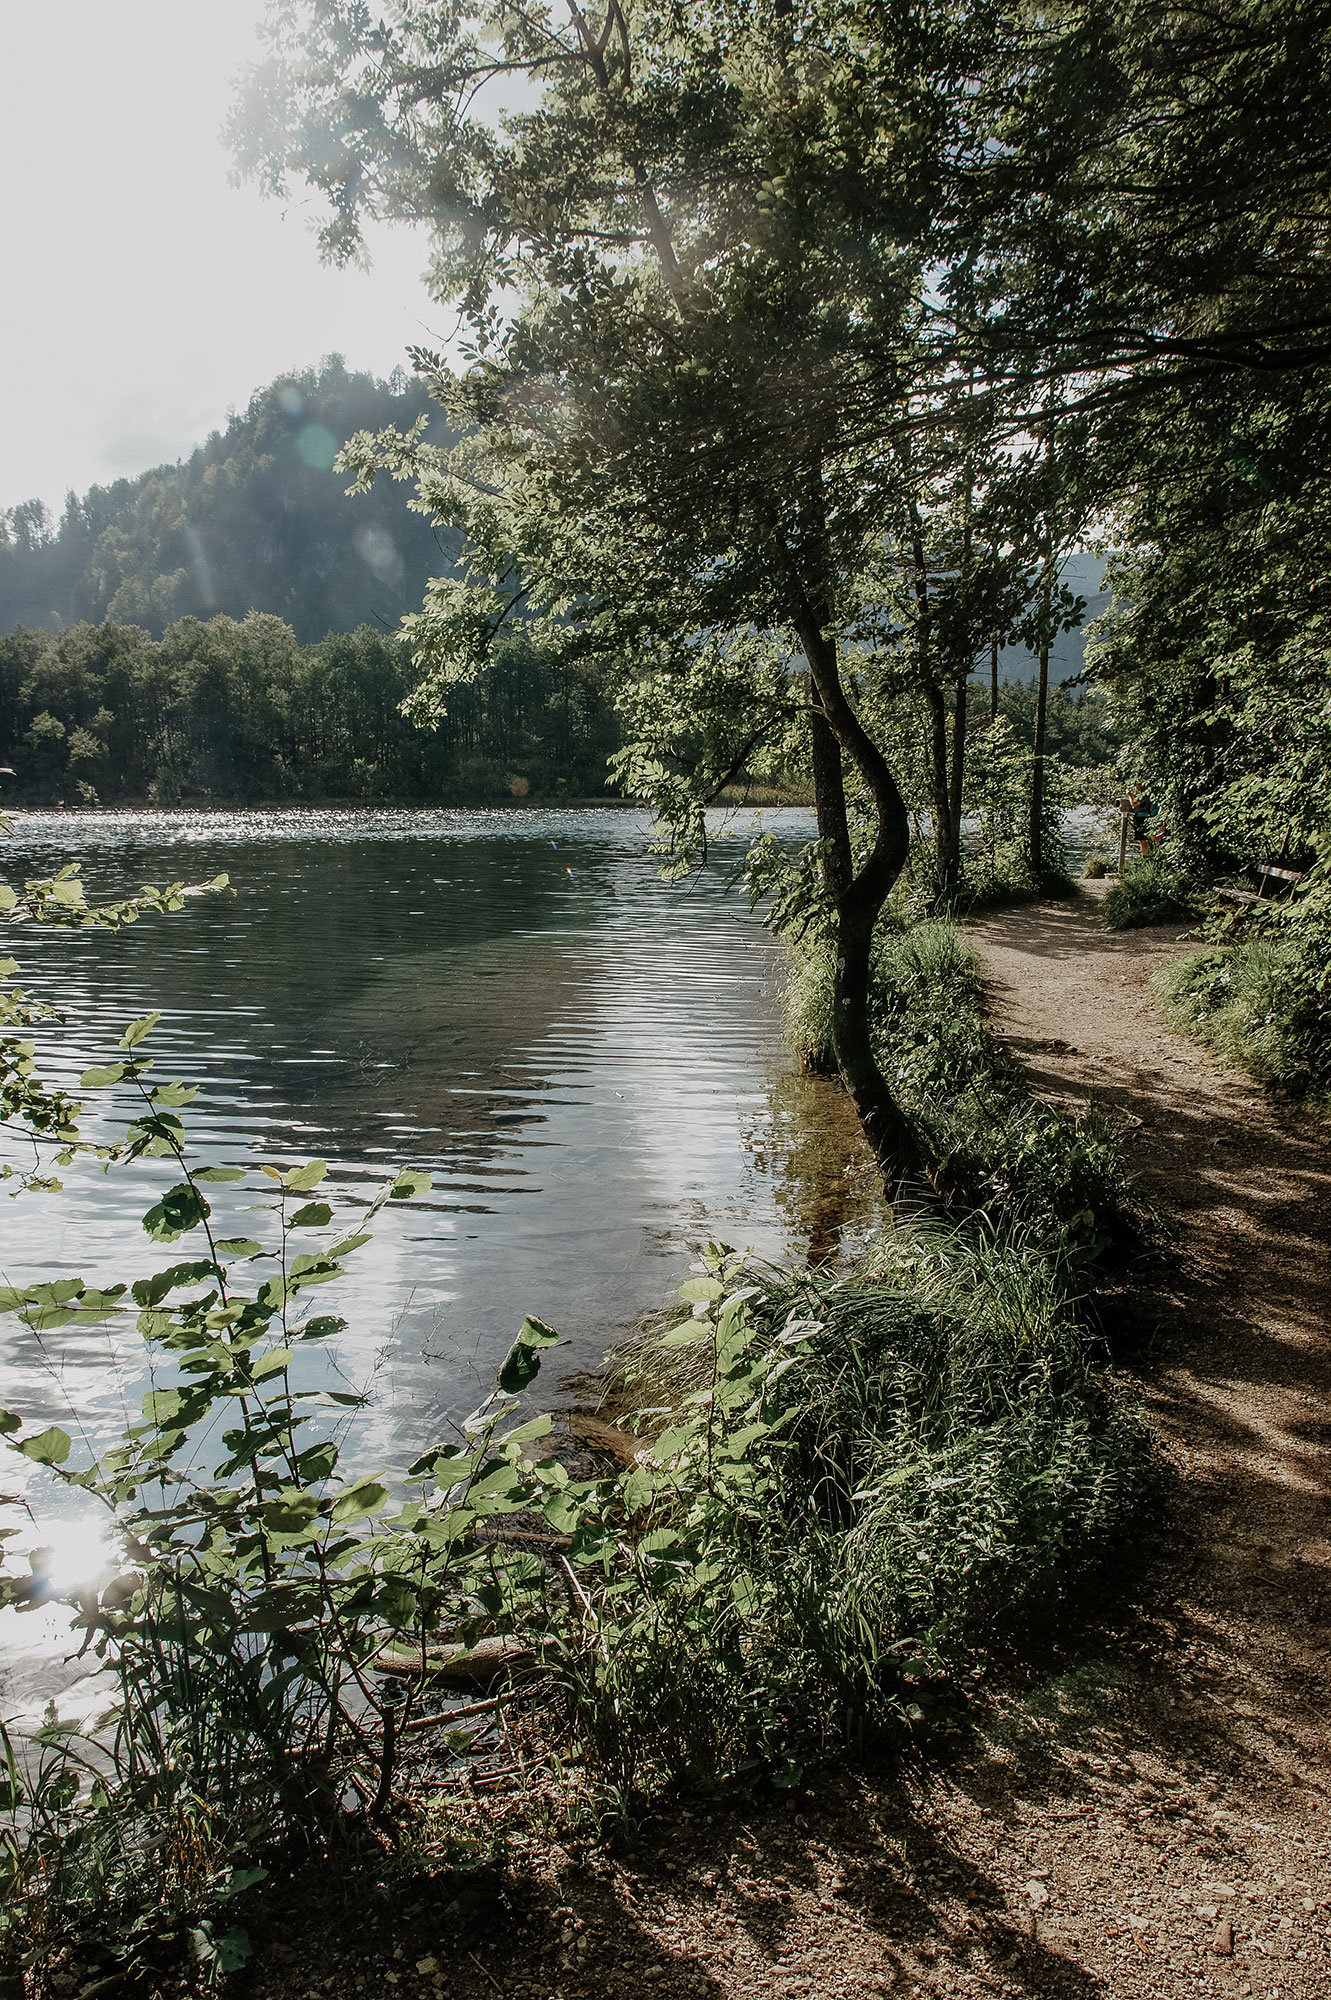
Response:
794,612,920,1187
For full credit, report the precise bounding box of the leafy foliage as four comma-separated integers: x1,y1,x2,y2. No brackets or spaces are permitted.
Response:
785,915,1145,1259
576,1226,1149,1803
0,616,618,806
0,825,230,1190
1102,857,1194,931
1153,865,1331,1093
0,1034,568,1970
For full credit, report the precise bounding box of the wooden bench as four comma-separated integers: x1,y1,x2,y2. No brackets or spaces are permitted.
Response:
1215,861,1305,909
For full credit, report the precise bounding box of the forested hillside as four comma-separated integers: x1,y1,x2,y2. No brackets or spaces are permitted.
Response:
0,360,458,641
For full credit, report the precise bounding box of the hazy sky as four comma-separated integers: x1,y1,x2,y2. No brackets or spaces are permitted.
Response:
0,1,444,515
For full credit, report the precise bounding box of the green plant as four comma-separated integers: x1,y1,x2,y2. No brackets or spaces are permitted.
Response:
1102,856,1192,929
1082,850,1116,879
1154,887,1331,1094
845,920,1146,1259
0,1015,573,1977
575,1225,1149,1807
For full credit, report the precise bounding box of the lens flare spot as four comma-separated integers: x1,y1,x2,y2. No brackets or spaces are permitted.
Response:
353,522,402,582
296,424,338,470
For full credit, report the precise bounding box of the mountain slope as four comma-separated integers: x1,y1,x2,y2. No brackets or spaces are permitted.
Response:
0,359,457,642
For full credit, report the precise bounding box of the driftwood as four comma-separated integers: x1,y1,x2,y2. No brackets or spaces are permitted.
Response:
565,1412,644,1466
372,1633,541,1685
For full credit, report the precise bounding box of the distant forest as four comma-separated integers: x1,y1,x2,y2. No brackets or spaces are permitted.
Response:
0,605,1111,809
0,617,619,806
0,360,459,642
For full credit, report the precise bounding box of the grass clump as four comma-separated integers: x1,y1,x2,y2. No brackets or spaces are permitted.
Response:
576,1227,1150,1806
1102,855,1192,929
1152,863,1331,1095
1155,934,1331,1095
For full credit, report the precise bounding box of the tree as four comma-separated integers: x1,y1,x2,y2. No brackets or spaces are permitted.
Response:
962,0,1331,393
236,0,1024,1182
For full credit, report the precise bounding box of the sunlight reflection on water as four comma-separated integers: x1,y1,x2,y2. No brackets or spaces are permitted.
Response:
1,806,882,1714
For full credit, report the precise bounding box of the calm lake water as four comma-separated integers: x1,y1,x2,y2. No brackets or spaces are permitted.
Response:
1,805,876,1714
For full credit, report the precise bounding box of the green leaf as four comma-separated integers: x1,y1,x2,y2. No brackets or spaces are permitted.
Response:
19,1427,71,1467
119,1012,162,1050
621,1466,658,1513
389,1170,432,1199
498,1414,553,1447
542,1490,585,1534
660,1323,709,1348
0,1288,28,1315
250,1348,295,1380
142,1184,211,1242
132,1261,216,1307
216,1866,266,1900
284,1160,328,1192
141,1389,187,1427
677,1277,724,1304
260,1494,320,1534
300,1314,345,1341
647,1422,698,1463
296,1442,338,1481
26,1307,77,1332
79,1063,126,1089
194,1166,246,1183
213,1238,264,1260
288,1202,332,1228
331,1479,389,1523
214,1928,253,1974
151,1082,198,1107
496,1316,560,1395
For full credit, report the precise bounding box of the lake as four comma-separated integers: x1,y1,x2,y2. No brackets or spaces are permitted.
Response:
0,805,875,1715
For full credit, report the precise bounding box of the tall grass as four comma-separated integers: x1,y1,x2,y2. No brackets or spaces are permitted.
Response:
1155,936,1331,1093
576,1223,1150,1805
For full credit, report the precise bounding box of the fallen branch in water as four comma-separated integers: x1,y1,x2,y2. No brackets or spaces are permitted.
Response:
398,1693,501,1736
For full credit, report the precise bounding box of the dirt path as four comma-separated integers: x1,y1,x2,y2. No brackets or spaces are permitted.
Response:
250,891,1331,2000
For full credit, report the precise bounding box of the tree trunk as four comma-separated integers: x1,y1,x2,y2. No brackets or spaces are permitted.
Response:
947,673,968,893
796,616,919,1186
990,639,999,723
1029,620,1050,880
922,679,953,892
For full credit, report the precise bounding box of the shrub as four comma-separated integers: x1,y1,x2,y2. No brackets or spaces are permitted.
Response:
863,922,1145,1261
784,915,1145,1262
1102,855,1192,929
1082,850,1116,879
1155,926,1331,1095
0,1021,567,1977
576,1231,1150,1802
